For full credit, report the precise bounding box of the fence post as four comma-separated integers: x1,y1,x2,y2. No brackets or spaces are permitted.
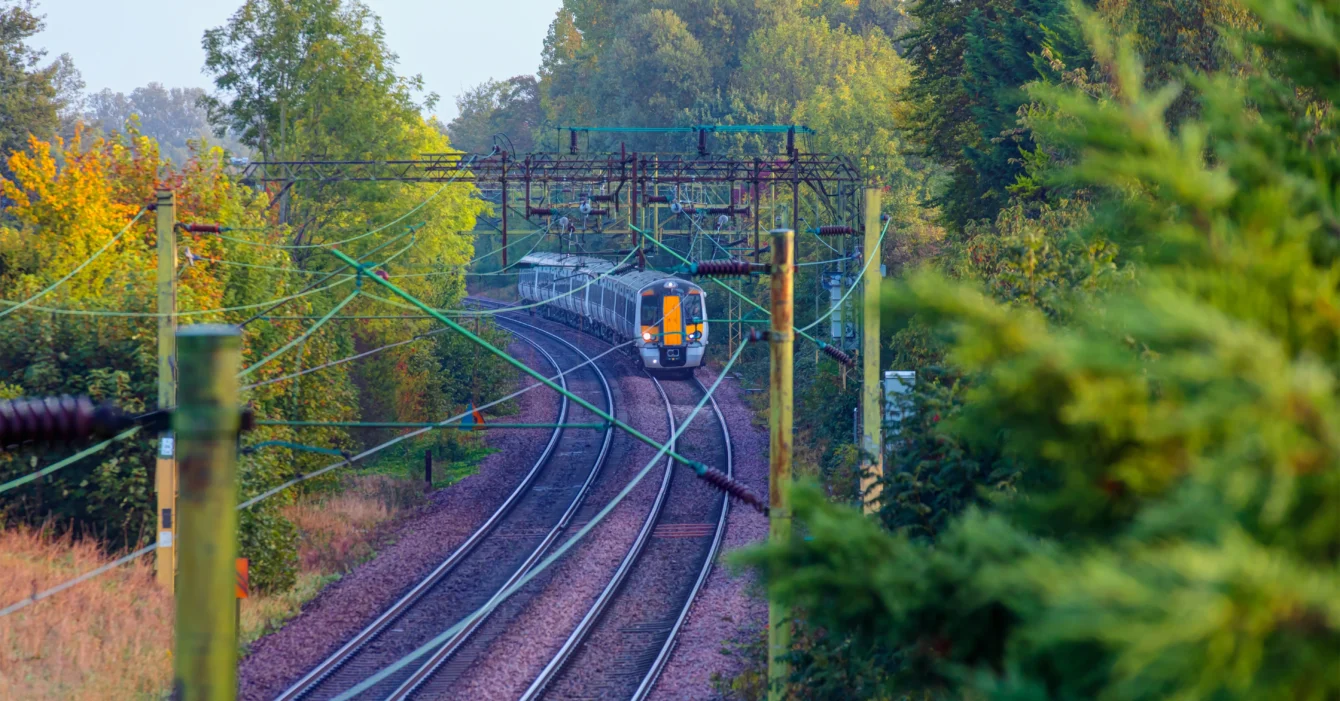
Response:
425,449,434,492
173,324,242,700
767,228,794,701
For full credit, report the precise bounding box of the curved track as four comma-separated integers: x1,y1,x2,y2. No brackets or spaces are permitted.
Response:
481,303,734,701
275,330,616,701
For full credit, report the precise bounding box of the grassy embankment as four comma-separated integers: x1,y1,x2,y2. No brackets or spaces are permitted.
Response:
0,437,492,699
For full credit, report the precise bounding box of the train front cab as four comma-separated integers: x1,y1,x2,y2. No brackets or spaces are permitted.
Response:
637,280,706,374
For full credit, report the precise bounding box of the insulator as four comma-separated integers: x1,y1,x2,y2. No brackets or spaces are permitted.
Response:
181,223,223,234
580,200,593,216
645,195,670,204
0,396,134,447
697,466,768,515
816,225,858,236
590,194,615,202
530,207,555,217
557,216,570,231
586,209,608,217
692,260,758,277
716,215,731,229
670,201,684,215
821,344,856,367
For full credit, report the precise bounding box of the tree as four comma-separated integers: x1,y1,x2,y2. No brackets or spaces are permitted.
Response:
446,76,542,154
740,1,1340,698
903,0,1087,229
85,83,243,165
0,1,79,165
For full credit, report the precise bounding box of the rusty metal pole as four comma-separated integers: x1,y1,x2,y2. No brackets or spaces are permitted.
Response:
173,324,242,701
861,188,884,513
501,151,509,268
767,228,794,701
155,188,178,591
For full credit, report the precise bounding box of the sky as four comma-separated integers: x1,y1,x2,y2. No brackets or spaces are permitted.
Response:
35,0,561,121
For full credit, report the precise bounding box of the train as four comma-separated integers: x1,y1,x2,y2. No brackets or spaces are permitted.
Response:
517,253,709,378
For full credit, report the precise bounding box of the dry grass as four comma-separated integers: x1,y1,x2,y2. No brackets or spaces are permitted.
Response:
0,474,425,696
0,527,171,700
239,474,423,649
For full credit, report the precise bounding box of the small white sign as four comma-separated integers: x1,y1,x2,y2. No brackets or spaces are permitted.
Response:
158,531,173,548
159,436,174,458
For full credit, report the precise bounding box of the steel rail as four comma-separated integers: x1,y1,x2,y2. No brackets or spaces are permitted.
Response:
486,297,733,701
274,329,587,701
382,316,622,700
631,377,733,700
516,372,683,701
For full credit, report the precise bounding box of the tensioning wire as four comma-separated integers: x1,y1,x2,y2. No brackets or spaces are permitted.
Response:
0,541,161,617
0,427,142,497
238,337,639,510
0,278,354,318
0,207,148,319
797,253,858,268
465,234,547,277
329,337,752,701
241,323,451,391
236,222,422,328
333,248,705,471
237,291,360,379
0,336,640,617
359,247,638,317
798,216,890,333
211,156,478,250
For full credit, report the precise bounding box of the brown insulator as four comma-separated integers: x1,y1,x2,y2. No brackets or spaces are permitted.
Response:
586,208,609,217
692,260,760,277
180,223,224,234
529,207,555,217
821,344,856,367
645,195,670,204
697,466,768,514
816,225,858,236
589,194,615,202
0,396,130,447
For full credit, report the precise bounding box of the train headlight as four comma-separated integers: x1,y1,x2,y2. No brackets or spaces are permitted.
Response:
642,332,654,342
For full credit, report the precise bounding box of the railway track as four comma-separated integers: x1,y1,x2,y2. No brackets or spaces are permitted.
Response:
518,374,731,701
277,299,733,700
274,329,616,701
478,303,733,701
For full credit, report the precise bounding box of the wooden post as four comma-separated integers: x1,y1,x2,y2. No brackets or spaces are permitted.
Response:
155,188,178,590
861,188,884,513
173,325,242,701
767,228,794,701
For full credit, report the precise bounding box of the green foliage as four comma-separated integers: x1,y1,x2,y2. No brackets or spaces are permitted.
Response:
445,76,542,154
904,0,1088,228
741,1,1340,698
0,0,76,166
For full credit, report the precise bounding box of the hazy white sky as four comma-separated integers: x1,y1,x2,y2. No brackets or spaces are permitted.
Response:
35,0,561,120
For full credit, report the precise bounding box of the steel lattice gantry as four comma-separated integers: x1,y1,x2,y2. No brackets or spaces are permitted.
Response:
236,148,870,357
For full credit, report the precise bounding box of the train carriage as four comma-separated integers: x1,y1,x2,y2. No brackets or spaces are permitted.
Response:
517,253,709,378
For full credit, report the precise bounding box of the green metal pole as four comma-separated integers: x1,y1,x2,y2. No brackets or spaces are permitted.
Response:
155,188,177,591
173,325,242,701
767,228,794,701
327,249,700,469
861,188,884,513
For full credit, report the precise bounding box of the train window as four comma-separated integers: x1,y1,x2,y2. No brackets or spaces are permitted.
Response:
640,292,659,324
683,294,703,322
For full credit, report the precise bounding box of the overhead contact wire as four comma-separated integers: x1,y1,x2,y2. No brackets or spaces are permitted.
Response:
0,207,148,319
328,338,752,701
